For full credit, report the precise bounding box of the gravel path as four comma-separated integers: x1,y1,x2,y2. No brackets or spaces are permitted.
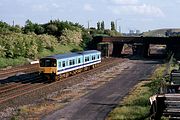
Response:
42,59,161,120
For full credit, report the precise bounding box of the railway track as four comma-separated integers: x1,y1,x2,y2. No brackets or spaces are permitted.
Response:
0,64,38,79
0,58,126,110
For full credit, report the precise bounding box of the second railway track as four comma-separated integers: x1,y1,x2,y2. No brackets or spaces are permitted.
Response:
0,57,126,110
0,64,38,79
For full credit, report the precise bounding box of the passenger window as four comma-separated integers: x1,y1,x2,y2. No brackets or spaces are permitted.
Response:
92,55,95,60
78,58,81,63
72,59,75,65
97,55,100,59
58,62,61,67
85,57,89,62
62,61,65,67
69,60,73,65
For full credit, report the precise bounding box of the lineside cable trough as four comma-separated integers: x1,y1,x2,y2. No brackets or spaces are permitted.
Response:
149,68,180,119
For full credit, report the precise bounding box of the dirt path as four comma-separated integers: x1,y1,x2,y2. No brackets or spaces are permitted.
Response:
42,60,161,120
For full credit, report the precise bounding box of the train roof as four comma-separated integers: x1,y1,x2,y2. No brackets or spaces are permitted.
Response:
42,50,100,60
80,50,101,55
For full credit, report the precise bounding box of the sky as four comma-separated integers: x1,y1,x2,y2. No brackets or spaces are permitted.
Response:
1,0,180,33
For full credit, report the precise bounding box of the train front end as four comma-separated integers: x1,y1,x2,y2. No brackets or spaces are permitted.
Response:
39,58,57,80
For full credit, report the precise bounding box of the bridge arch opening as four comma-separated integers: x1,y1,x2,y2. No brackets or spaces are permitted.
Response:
148,44,167,58
121,44,133,56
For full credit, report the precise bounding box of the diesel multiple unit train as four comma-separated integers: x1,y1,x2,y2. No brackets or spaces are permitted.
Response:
39,50,101,80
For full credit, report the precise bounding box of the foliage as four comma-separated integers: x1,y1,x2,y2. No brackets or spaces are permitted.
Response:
0,32,58,59
81,31,93,49
111,21,115,31
0,45,6,57
35,25,45,34
0,57,27,68
38,43,83,58
37,34,57,51
0,21,22,33
107,81,152,120
43,20,84,36
0,19,123,68
104,29,122,36
100,21,105,30
97,21,100,30
23,19,36,33
46,24,58,35
59,28,82,45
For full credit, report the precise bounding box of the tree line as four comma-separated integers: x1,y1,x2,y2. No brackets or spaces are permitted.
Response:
0,20,121,59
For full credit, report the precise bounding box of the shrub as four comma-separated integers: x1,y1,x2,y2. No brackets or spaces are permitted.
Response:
0,32,58,59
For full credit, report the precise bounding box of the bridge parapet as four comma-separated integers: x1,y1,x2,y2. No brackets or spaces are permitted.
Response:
93,36,180,58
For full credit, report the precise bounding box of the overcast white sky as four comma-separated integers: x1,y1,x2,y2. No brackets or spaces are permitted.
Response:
1,0,180,32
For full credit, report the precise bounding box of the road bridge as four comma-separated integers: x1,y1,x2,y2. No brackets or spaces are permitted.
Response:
92,36,180,58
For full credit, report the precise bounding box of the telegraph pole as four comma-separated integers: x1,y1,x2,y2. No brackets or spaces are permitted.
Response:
87,20,91,29
115,18,121,32
13,20,15,27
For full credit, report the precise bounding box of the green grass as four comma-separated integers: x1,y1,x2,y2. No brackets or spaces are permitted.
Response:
109,106,149,120
0,44,83,68
142,28,180,37
38,44,83,58
107,64,167,120
0,57,28,68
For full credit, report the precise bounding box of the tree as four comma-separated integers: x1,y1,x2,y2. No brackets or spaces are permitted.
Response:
0,21,22,33
23,19,35,33
59,28,82,45
81,31,92,49
46,24,58,35
111,21,115,31
0,21,9,28
35,25,45,34
97,21,100,30
100,21,105,30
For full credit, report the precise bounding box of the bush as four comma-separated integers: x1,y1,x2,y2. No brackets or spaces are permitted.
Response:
0,57,27,68
59,28,82,45
0,32,58,59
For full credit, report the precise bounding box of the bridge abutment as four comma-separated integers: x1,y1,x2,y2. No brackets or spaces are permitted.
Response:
112,42,124,57
132,43,149,57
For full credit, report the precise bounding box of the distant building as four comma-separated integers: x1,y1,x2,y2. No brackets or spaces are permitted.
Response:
123,29,142,37
129,30,134,34
136,30,140,34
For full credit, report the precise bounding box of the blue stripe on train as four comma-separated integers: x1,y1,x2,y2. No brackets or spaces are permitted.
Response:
57,60,101,72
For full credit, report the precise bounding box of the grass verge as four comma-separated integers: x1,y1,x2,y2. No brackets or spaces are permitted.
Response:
107,64,167,120
0,57,28,68
38,43,83,58
11,102,64,120
0,44,83,68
